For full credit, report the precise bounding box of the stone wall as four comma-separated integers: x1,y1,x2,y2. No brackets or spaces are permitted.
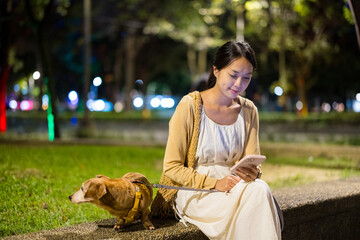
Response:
274,177,360,240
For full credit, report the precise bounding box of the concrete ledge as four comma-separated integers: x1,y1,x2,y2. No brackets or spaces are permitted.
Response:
4,217,207,240
5,177,360,240
274,177,360,240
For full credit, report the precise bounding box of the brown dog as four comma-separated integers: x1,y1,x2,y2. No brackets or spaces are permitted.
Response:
69,172,155,230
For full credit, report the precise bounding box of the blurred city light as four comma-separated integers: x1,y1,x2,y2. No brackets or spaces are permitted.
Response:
295,101,303,111
322,102,331,112
93,100,105,111
336,103,345,112
93,76,102,87
14,84,20,92
68,90,79,109
86,99,113,112
68,90,78,102
135,79,144,86
274,86,283,96
114,102,124,112
70,116,78,125
33,71,40,80
160,97,175,108
9,100,17,110
42,94,49,110
132,95,177,109
21,85,28,95
150,96,161,108
332,102,338,111
103,101,113,112
20,100,33,111
133,97,144,108
88,91,96,100
353,100,360,112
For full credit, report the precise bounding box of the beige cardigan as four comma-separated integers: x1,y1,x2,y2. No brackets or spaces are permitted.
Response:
151,91,260,217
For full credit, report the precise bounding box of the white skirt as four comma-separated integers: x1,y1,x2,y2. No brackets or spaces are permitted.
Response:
174,165,282,240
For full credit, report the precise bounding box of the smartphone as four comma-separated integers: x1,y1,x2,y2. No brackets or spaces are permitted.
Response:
230,155,266,173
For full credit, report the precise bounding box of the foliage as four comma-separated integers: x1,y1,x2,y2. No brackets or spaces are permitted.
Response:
3,0,360,119
244,0,360,113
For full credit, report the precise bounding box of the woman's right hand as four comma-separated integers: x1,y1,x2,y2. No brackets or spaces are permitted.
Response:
214,174,241,192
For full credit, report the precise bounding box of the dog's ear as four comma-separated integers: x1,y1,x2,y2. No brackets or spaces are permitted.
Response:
85,181,107,200
96,175,110,179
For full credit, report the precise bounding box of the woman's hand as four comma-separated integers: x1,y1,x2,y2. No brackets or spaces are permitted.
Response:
214,174,241,192
232,165,259,182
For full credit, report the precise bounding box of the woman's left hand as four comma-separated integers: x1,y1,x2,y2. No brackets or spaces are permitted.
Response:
232,165,258,182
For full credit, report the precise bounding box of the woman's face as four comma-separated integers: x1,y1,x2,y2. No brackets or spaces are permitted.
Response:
213,57,253,99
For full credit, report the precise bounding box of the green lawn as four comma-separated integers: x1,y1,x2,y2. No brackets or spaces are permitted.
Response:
0,143,164,237
0,142,359,237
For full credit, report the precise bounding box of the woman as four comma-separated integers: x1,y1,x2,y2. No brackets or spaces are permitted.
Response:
151,41,282,240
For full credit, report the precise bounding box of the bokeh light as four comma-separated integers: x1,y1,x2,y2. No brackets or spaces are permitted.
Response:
33,71,40,80
160,97,175,108
133,97,144,108
322,102,331,112
274,86,283,96
42,94,49,110
20,100,33,111
295,101,303,111
93,77,102,87
150,96,161,108
9,100,17,110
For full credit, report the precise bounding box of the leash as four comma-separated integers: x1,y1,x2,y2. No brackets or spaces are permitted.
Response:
152,183,220,193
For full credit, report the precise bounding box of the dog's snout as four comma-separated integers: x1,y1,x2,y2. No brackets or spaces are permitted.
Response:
69,195,72,201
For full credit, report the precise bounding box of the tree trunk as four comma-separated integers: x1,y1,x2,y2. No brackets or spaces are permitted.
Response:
348,0,360,51
113,39,123,103
25,0,60,140
197,48,207,76
124,32,136,111
38,24,61,139
296,75,308,116
236,6,245,42
77,0,94,138
187,46,197,83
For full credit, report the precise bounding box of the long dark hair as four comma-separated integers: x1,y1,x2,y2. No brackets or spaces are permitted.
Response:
207,41,257,89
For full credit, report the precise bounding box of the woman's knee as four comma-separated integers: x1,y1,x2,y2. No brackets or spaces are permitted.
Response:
249,179,272,197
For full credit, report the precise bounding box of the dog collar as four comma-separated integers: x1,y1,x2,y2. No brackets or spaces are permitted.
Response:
123,184,146,224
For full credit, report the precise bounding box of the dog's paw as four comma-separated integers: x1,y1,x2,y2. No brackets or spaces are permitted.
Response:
143,222,155,230
113,224,123,230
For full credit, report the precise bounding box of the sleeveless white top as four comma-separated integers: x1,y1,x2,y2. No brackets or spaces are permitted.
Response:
195,106,245,172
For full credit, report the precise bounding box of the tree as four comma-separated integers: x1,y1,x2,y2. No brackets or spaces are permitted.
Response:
245,0,359,114
24,0,71,140
145,0,224,86
347,0,360,50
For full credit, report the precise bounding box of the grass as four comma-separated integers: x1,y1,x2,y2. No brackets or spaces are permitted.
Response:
0,142,359,237
0,143,164,237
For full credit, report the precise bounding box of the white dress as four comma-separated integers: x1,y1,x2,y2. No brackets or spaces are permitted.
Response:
174,108,282,240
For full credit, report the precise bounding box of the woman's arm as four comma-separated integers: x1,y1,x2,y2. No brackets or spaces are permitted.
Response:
163,96,217,190
242,99,261,157
231,98,261,182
